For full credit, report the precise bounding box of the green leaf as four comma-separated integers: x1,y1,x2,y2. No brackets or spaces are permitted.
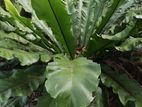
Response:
36,92,57,107
101,66,142,107
17,0,32,13
16,0,62,51
0,21,15,31
65,0,106,46
3,0,62,52
116,37,142,51
0,31,51,65
4,0,33,29
103,0,136,31
101,21,136,41
0,48,39,66
89,88,105,107
0,30,49,52
83,0,106,46
95,0,123,34
45,55,101,107
86,17,137,56
32,13,62,52
81,0,107,46
0,96,28,107
0,48,51,66
31,0,76,58
86,0,140,57
0,6,11,17
0,65,46,102
85,35,114,57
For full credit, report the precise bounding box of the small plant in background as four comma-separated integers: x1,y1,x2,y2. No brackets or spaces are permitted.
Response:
0,0,142,106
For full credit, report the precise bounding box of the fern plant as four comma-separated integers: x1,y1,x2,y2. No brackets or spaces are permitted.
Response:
0,0,142,106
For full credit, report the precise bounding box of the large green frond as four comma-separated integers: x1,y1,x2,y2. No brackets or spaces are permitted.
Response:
0,65,45,103
101,66,142,107
31,0,76,58
0,31,51,65
45,55,101,107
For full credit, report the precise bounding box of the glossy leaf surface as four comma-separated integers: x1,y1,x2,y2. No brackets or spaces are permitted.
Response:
45,55,101,107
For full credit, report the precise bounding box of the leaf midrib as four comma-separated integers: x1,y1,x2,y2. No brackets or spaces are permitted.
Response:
48,0,73,59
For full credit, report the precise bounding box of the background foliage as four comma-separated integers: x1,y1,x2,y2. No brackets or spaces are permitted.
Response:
0,0,142,107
